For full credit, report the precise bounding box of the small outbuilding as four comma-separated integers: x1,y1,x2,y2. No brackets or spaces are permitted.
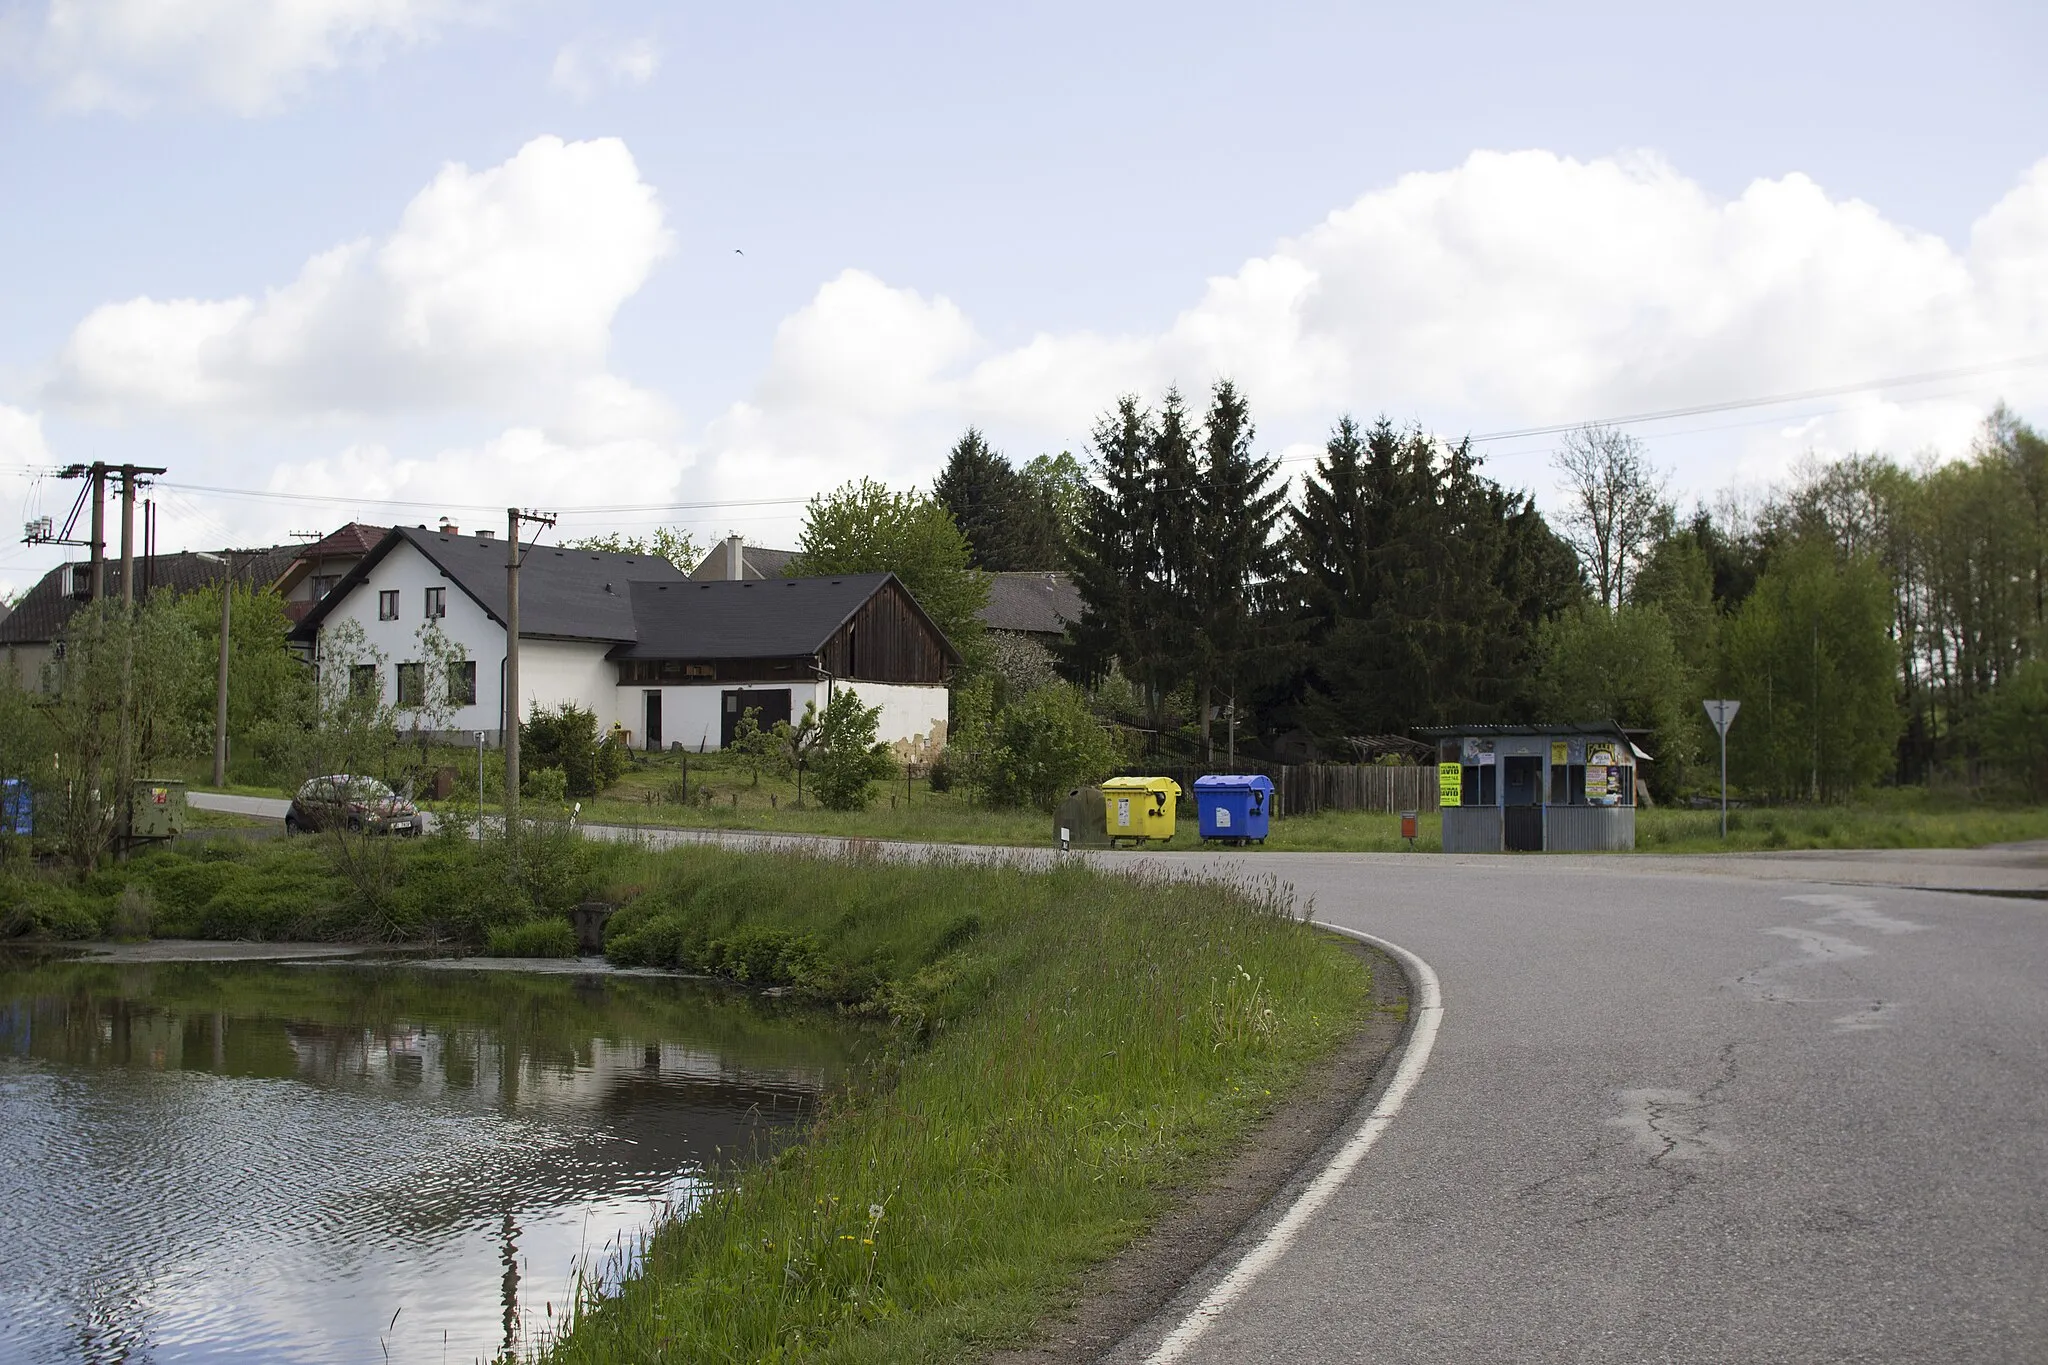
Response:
1419,722,1646,853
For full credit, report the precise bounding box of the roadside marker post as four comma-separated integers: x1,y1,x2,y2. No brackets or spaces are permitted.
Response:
1703,700,1741,839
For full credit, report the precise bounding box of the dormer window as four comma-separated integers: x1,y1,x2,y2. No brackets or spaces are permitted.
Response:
425,587,445,619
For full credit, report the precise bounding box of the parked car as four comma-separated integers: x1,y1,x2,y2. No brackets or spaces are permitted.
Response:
285,775,421,836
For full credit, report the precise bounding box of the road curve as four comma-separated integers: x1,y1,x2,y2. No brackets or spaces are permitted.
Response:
1103,848,2048,1365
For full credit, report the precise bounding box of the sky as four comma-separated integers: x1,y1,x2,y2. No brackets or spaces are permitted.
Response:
2,0,2046,597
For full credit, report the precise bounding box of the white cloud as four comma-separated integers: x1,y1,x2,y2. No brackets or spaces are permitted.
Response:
548,34,658,102
698,151,2048,502
52,135,672,422
21,0,471,114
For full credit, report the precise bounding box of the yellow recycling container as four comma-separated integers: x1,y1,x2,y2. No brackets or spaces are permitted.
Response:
1102,776,1181,846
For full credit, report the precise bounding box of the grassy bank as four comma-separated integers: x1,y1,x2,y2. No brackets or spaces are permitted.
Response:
0,824,614,945
541,848,1371,1363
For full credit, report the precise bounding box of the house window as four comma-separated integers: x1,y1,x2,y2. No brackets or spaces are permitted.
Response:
378,590,399,621
395,662,424,707
425,587,445,619
311,574,340,600
349,664,379,699
448,660,476,706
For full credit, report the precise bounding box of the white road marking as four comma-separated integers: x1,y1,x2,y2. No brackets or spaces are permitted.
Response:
1143,923,1443,1365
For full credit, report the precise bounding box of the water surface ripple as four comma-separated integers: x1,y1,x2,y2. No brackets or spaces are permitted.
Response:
0,953,859,1364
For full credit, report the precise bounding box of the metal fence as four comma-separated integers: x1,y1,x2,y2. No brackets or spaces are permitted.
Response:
1123,762,1439,818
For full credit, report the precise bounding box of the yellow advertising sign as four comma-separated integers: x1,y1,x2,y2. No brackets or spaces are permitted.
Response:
1437,762,1463,806
1551,741,1568,765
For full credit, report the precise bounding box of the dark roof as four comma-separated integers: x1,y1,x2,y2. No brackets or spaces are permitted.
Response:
1413,721,1634,738
981,571,1083,635
0,545,301,646
688,543,799,581
290,526,688,643
612,572,958,662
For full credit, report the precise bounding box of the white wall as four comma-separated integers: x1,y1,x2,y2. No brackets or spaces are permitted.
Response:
836,682,950,759
615,679,949,756
312,540,612,740
517,638,624,732
316,540,507,736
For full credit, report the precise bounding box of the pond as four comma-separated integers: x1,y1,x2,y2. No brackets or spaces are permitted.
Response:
0,949,867,1364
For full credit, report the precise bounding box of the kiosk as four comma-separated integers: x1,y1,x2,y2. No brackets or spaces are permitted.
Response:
1421,722,1643,853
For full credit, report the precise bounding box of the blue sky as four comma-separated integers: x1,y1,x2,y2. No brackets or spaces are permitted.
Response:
3,0,2046,594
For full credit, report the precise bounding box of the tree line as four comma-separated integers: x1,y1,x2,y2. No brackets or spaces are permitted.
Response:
900,386,2048,803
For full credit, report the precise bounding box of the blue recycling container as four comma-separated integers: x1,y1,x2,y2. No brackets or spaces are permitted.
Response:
1,778,31,836
1194,773,1274,844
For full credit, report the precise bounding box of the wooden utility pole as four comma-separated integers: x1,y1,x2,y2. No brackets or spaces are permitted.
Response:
503,506,557,815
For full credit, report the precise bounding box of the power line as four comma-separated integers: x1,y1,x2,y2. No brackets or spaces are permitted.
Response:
1468,354,2048,443
155,480,810,515
1275,354,2047,465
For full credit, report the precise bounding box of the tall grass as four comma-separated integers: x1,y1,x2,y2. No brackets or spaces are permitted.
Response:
546,848,1370,1363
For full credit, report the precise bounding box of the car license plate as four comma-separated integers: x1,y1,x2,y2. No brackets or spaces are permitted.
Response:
390,820,414,832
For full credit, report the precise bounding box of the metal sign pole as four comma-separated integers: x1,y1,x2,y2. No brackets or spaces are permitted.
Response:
1703,700,1741,840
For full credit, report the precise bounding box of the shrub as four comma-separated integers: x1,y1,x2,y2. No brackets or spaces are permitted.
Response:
108,884,157,940
522,702,626,797
0,879,101,939
952,676,1124,810
485,917,578,957
811,690,896,812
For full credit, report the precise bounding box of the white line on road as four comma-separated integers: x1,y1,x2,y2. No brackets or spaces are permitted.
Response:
1143,922,1444,1365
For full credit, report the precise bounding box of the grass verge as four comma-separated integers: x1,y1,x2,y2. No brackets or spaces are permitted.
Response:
544,847,1370,1363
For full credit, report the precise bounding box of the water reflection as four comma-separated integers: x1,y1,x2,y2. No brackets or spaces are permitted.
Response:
0,952,864,1364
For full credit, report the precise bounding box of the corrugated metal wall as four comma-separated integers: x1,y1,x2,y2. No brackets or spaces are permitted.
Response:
1442,807,1503,853
1543,806,1636,851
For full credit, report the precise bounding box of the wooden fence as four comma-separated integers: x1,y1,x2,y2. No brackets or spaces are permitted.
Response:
1271,763,1438,817
1125,763,1439,818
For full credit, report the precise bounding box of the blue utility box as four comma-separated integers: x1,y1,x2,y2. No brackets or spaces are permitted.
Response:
1194,774,1274,845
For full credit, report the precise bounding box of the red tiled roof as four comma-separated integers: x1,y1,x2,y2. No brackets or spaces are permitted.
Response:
303,522,388,558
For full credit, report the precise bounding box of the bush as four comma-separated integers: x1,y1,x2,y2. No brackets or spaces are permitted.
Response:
0,879,101,939
522,702,627,797
810,690,896,812
952,677,1124,810
108,885,156,940
485,917,578,957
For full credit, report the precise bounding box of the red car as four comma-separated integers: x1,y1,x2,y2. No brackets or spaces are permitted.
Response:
284,775,421,836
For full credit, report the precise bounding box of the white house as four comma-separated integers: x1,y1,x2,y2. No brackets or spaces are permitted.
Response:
289,525,958,756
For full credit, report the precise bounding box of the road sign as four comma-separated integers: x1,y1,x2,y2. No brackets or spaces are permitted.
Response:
1703,699,1741,736
1702,700,1740,838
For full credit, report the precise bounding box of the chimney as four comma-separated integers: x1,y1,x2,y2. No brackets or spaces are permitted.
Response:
724,533,744,580
476,528,494,540
439,519,459,535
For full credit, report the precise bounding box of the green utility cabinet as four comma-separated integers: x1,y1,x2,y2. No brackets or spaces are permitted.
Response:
129,780,189,841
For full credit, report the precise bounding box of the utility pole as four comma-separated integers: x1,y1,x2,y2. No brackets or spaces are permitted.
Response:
503,506,557,816
88,463,106,600
118,469,137,606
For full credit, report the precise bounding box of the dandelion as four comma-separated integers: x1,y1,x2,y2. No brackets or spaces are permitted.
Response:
868,1204,884,1220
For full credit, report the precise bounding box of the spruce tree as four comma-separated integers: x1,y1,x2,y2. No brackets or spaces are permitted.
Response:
1063,396,1156,690
1191,380,1288,760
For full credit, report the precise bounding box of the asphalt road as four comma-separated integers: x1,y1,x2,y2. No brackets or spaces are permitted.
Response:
1101,848,2048,1365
